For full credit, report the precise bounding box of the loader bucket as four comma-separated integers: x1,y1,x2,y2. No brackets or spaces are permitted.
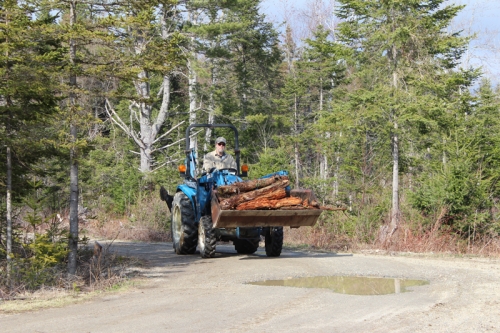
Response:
211,189,323,228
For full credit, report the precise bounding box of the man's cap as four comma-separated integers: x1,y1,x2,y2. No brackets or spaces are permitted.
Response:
215,137,226,144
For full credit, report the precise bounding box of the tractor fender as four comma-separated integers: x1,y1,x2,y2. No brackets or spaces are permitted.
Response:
176,184,197,215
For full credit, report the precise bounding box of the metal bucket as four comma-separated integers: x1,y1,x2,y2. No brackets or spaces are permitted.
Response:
211,189,323,228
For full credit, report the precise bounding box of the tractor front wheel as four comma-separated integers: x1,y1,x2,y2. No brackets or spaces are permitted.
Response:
264,227,283,257
198,216,216,258
171,192,198,254
234,238,259,254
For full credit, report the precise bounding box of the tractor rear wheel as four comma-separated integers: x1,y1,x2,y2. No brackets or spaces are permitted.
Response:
198,216,216,258
265,227,283,257
234,239,259,254
171,192,198,254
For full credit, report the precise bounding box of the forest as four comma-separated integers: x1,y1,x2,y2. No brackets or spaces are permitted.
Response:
1,0,500,290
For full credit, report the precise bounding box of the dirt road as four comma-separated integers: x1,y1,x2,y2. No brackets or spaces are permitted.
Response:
1,241,500,332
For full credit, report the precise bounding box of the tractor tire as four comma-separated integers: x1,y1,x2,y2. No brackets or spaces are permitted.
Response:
171,192,198,254
198,215,216,258
265,227,283,257
234,238,260,254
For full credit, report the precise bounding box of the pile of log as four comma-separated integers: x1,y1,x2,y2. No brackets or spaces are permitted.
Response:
216,175,344,211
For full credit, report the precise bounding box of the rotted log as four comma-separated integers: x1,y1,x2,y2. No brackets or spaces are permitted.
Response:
236,196,302,210
219,179,289,210
217,175,288,197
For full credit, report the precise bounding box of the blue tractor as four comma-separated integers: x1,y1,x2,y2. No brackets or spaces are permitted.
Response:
160,124,322,258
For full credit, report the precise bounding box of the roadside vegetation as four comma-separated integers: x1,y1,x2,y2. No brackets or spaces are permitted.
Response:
2,0,500,301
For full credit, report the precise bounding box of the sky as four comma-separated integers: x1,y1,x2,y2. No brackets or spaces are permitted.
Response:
452,0,500,81
259,0,500,86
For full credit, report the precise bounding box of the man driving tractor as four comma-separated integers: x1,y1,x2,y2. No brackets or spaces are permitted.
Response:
202,136,237,172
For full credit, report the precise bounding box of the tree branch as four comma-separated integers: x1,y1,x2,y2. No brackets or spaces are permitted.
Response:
152,120,185,145
151,158,183,173
152,74,172,138
105,98,145,149
152,137,185,153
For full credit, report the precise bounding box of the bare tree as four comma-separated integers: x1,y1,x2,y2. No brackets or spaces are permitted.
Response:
104,4,186,174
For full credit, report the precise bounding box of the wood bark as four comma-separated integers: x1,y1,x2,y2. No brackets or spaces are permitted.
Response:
217,175,287,197
234,195,345,211
236,196,302,210
219,179,289,210
6,147,12,282
68,0,78,275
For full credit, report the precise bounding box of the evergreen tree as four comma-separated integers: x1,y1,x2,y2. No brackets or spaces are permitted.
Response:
410,78,500,236
0,0,60,263
335,0,474,241
297,25,347,187
273,24,348,189
181,0,281,165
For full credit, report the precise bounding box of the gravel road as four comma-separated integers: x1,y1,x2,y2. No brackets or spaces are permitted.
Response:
1,240,499,333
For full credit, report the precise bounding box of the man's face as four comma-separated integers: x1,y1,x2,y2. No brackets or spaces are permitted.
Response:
216,141,226,155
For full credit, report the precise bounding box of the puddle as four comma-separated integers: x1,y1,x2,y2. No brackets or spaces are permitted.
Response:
248,276,429,295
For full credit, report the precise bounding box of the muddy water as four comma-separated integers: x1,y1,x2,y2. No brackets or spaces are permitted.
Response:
248,276,429,295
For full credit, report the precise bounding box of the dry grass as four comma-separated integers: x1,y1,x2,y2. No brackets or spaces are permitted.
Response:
75,242,144,291
285,226,352,252
84,194,171,242
84,218,171,242
0,239,143,308
381,222,500,256
285,220,500,257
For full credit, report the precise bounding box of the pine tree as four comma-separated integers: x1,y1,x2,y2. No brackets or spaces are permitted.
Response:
181,0,281,164
0,0,60,268
410,78,500,236
297,25,347,187
335,0,474,241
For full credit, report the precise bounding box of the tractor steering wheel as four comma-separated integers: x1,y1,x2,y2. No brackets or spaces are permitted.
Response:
218,168,238,175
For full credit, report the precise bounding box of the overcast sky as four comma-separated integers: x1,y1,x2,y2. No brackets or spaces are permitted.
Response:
260,0,500,86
